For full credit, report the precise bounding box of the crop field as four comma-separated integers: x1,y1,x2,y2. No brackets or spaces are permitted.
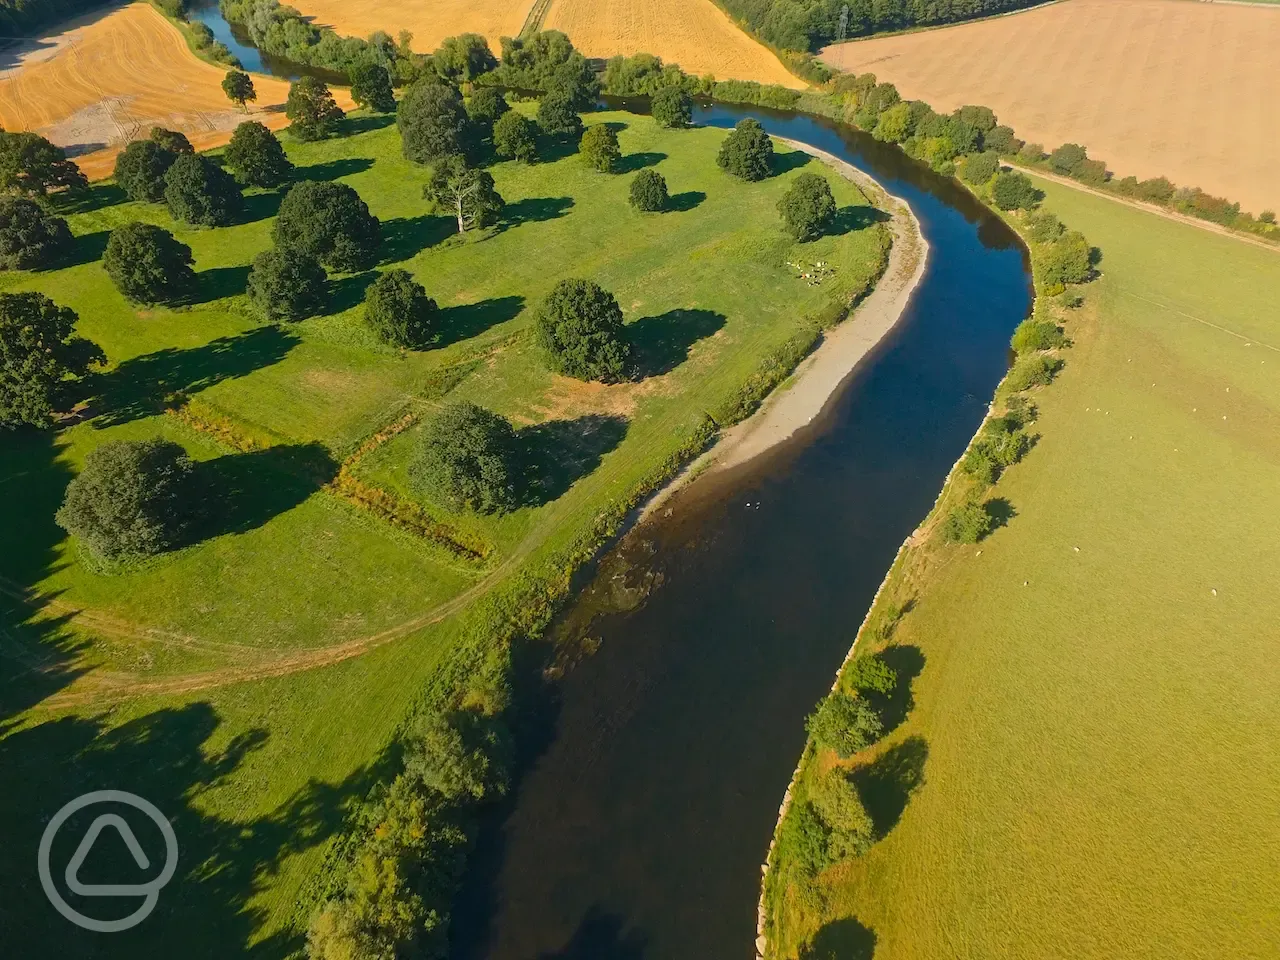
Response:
543,0,806,87
770,184,1280,958
285,0,535,57
0,110,889,955
0,3,340,181
820,0,1280,214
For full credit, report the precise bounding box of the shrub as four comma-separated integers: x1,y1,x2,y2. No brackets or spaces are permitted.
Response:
962,419,1031,484
1075,157,1108,186
1005,353,1063,392
533,278,631,382
1010,317,1065,354
957,104,997,132
422,156,505,233
274,180,381,271
466,86,509,133
629,169,669,212
350,63,396,113
433,33,498,81
810,769,874,860
717,118,773,181
777,172,836,241
397,80,476,163
844,653,897,696
579,124,620,172
403,710,507,801
961,150,999,185
221,69,256,109
163,153,243,226
113,140,177,202
492,111,538,162
942,498,992,544
806,692,883,758
1017,141,1045,164
651,86,693,128
246,248,326,321
150,127,193,154
777,800,832,876
984,124,1022,156
409,401,520,513
1048,142,1087,176
286,76,345,141
0,292,102,428
872,101,912,143
1037,231,1092,287
536,91,584,140
223,121,293,187
365,269,437,347
1026,211,1064,243
990,170,1038,211
0,131,87,197
56,438,200,560
103,222,196,304
1259,210,1276,225
0,196,72,270
1131,177,1173,204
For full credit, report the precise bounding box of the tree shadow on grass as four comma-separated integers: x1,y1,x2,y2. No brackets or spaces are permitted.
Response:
518,414,629,506
667,190,705,213
802,917,877,960
853,735,928,839
536,904,649,960
58,229,111,268
325,270,378,315
436,295,525,347
379,214,456,263
194,442,338,540
295,156,376,183
872,644,925,735
240,188,284,225
984,496,1016,535
91,325,299,427
615,151,665,173
831,205,891,235
537,136,583,164
500,196,574,230
53,182,126,216
773,149,813,176
341,113,395,136
191,264,251,305
627,308,726,378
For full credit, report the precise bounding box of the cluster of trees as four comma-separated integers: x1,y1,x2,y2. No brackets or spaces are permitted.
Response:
286,76,346,141
0,0,107,37
113,126,243,225
0,292,103,429
186,17,240,68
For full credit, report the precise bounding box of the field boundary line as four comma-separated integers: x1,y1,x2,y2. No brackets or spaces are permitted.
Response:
1120,291,1280,353
821,0,1063,50
519,0,554,37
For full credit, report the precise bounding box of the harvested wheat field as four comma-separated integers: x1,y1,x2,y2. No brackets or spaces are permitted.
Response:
287,0,535,56
0,2,349,180
821,0,1280,213
545,0,805,87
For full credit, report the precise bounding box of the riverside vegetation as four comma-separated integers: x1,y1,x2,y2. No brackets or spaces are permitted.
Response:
0,35,890,958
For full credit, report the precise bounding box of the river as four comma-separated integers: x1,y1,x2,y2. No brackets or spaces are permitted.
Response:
176,12,1032,955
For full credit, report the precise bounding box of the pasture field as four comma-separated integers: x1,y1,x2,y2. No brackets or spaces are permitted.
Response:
543,0,806,87
820,0,1280,214
284,0,535,58
769,182,1280,958
0,3,345,181
0,110,889,955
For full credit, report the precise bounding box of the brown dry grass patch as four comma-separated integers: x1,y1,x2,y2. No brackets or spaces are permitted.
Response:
545,0,805,87
820,0,1280,213
286,0,536,55
0,3,351,180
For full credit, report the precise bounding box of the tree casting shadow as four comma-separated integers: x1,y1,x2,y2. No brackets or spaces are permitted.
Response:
380,213,455,263
91,325,299,427
628,308,726,378
616,151,665,173
871,644,924,735
341,114,395,136
436,295,525,348
984,496,1016,535
802,916,877,960
296,157,375,182
518,414,629,507
667,190,705,213
53,181,126,216
853,735,928,839
536,905,649,960
193,442,337,541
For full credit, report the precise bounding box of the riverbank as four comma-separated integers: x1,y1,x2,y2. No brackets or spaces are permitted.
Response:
642,139,928,520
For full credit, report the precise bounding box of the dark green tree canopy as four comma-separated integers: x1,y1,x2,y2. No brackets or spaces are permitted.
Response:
224,121,294,187
409,401,520,513
717,118,774,181
1049,142,1088,176
536,91,584,140
0,196,73,270
164,153,243,226
629,169,669,212
150,127,194,154
466,86,509,133
56,438,200,560
0,292,102,429
777,172,836,241
534,278,631,383
222,69,257,108
806,692,884,758
286,76,345,141
397,80,476,163
650,85,693,128
545,55,600,110
113,139,178,203
103,221,197,305
961,150,1000,185
0,131,87,197
579,124,621,173
432,33,498,81
364,268,438,348
350,63,397,113
956,104,997,132
983,124,1022,156
247,247,327,322
274,180,382,272
494,30,583,89
422,155,505,234
492,111,538,163
990,170,1040,211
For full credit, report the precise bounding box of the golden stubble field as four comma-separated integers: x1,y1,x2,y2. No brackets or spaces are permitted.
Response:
821,0,1280,213
0,2,351,180
286,0,535,57
543,0,805,87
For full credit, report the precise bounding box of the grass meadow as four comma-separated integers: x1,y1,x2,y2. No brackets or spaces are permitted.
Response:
0,109,888,955
769,181,1280,958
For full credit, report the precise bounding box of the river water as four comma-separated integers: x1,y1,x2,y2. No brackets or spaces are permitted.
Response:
174,13,1032,953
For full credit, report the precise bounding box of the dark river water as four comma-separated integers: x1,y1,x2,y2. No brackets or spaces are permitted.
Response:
165,14,1032,953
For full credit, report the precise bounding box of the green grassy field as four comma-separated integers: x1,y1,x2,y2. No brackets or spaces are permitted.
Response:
769,180,1280,958
0,109,888,954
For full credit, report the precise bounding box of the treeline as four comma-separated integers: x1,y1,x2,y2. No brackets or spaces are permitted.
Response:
713,0,1048,53
0,0,108,36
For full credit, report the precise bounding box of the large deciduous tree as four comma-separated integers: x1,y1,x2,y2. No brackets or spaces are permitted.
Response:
716,118,773,181
164,153,244,226
536,91,583,141
0,196,73,270
465,86,509,136
286,77,345,141
221,69,257,110
990,170,1039,211
533,278,631,382
628,169,668,212
247,247,327,321
0,131,87,197
0,292,102,428
397,81,476,164
364,269,437,347
777,172,836,241
103,222,197,305
432,33,497,81
350,63,397,113
492,111,538,163
409,401,520,513
650,86,692,129
224,121,294,187
114,139,178,202
274,180,382,271
422,156,504,234
150,127,194,155
579,124,620,173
